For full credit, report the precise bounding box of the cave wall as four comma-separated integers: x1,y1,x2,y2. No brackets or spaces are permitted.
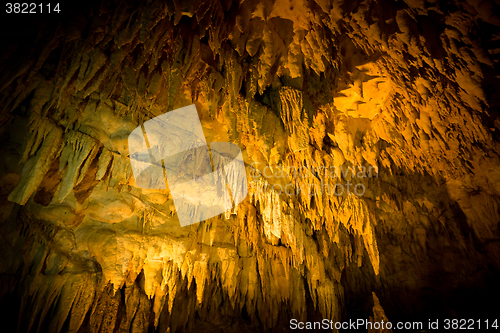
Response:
0,0,499,331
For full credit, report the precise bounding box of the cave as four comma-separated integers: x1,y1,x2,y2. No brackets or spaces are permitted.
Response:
0,0,499,332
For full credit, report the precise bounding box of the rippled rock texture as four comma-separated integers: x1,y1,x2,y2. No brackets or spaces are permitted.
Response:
0,0,499,331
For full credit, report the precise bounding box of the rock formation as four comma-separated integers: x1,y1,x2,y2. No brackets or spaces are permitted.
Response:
0,0,499,331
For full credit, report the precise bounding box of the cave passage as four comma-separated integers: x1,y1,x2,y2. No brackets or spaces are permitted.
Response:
0,0,499,332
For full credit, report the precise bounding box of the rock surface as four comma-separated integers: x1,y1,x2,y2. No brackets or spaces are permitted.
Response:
0,0,499,332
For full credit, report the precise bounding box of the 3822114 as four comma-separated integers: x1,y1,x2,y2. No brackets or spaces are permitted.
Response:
5,3,60,14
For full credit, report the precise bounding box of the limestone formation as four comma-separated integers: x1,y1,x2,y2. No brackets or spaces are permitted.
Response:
0,0,499,332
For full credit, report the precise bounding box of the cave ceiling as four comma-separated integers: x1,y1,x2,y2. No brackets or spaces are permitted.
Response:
0,0,499,332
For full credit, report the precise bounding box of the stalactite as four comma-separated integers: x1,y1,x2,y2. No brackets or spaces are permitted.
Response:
0,0,499,331
8,115,63,205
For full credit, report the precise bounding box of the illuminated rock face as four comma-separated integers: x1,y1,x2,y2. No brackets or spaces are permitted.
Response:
0,0,499,331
